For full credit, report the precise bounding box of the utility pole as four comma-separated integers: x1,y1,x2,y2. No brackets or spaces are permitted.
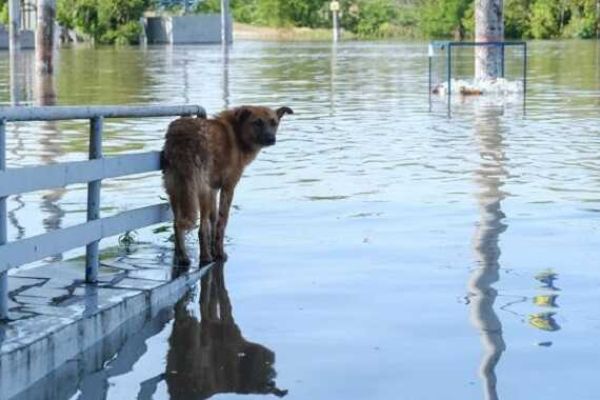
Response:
475,0,504,81
36,0,57,75
330,1,340,43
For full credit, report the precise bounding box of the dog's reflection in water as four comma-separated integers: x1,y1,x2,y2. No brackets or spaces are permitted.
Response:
165,263,287,399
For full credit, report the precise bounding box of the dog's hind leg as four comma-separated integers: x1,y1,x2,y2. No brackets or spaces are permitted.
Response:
173,218,191,267
198,191,214,266
209,189,218,251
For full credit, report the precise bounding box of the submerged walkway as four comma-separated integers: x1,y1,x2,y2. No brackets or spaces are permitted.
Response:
0,245,208,400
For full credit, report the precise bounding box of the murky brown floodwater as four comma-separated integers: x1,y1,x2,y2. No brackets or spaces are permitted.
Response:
2,40,600,399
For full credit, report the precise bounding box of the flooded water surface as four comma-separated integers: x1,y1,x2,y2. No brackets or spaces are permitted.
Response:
2,40,600,399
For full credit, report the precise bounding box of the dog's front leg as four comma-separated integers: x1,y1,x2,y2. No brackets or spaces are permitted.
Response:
214,186,234,261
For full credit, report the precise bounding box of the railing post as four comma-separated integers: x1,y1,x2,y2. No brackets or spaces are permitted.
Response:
0,119,9,320
85,116,103,283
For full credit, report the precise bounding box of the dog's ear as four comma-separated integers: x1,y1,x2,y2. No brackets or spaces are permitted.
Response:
234,107,253,124
276,106,294,119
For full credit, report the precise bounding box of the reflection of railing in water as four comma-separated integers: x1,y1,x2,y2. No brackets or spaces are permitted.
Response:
468,102,507,400
139,263,287,399
0,104,206,320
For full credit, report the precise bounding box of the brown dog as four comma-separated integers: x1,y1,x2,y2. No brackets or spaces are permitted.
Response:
162,105,294,266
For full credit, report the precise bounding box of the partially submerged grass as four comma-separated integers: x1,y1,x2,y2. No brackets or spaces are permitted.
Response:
234,23,356,41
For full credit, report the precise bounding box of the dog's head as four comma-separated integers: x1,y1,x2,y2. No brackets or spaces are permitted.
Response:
233,106,294,149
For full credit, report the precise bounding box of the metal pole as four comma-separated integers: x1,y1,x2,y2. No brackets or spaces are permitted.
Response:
221,0,230,45
428,53,432,110
8,0,20,53
0,119,9,320
85,116,103,283
9,0,21,105
330,1,340,43
333,10,340,43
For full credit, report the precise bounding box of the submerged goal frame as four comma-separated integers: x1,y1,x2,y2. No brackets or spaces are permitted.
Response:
428,40,528,110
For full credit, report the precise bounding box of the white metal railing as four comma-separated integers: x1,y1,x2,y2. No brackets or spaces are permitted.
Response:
0,104,206,320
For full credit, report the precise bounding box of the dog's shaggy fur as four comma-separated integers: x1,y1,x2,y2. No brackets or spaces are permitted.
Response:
162,105,293,266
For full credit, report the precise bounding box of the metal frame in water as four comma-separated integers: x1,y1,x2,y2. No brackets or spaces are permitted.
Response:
427,41,528,114
0,104,206,320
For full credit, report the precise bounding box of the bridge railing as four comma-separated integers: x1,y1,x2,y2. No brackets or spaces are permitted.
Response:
0,104,206,320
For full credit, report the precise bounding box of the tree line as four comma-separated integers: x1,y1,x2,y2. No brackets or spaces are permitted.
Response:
200,0,599,39
1,0,598,44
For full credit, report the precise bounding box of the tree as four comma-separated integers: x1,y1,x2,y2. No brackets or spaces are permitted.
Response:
420,0,473,38
529,0,561,38
57,0,149,44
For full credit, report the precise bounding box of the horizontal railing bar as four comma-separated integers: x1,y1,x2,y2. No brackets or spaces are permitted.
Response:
0,152,163,197
430,41,526,48
0,203,173,273
0,105,206,122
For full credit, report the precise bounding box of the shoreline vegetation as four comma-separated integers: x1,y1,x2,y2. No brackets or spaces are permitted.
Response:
1,0,599,44
234,23,356,41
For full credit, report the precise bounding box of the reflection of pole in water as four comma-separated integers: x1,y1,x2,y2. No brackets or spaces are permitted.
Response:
182,50,190,104
468,102,507,400
35,71,66,261
222,44,230,109
329,42,338,117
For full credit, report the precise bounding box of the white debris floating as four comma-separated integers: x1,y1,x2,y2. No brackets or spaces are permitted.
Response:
432,78,523,96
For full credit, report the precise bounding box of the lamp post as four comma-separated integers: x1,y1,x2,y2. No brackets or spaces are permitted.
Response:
330,1,340,43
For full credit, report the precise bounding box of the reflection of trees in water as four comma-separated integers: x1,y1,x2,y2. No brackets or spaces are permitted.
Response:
8,49,35,105
165,263,287,399
55,47,152,104
468,102,507,400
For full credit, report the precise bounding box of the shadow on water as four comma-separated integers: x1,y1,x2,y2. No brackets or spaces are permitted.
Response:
139,262,287,399
468,100,507,400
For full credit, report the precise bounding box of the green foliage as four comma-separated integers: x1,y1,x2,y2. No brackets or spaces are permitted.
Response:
353,0,400,38
57,0,148,44
196,0,328,27
0,0,8,25
563,0,599,38
529,0,561,38
504,0,531,38
420,0,473,39
25,0,600,43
